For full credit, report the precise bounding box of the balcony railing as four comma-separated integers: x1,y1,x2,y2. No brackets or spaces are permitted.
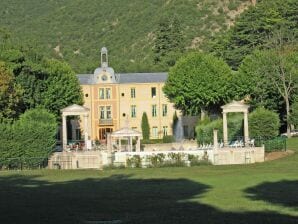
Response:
99,119,113,126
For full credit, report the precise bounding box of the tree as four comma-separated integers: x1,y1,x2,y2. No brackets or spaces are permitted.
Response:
153,16,184,67
249,108,280,139
289,101,298,128
0,47,84,119
237,47,298,137
208,0,298,69
0,61,23,120
141,112,150,140
163,52,232,117
41,59,83,118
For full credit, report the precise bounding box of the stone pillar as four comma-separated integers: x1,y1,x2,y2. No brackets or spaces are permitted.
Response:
244,111,249,145
129,136,133,152
62,115,67,150
84,115,88,150
107,133,112,152
213,129,218,150
119,138,122,151
223,112,228,146
136,137,141,152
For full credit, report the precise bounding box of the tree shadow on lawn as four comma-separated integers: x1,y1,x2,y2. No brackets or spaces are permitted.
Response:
0,174,297,224
245,180,298,209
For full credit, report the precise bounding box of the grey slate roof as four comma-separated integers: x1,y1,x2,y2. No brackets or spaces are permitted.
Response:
117,73,168,83
77,72,168,85
77,74,94,85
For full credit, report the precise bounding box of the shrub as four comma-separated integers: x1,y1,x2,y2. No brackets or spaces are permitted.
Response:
148,153,165,167
0,108,57,169
126,155,142,168
249,108,280,139
163,135,175,143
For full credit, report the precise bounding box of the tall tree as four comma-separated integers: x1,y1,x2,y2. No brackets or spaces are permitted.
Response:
41,59,83,118
153,16,184,67
141,112,150,140
208,0,298,69
0,62,23,120
163,52,232,117
0,47,83,119
237,47,298,137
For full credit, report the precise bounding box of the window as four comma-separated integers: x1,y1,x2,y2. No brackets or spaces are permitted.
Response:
131,88,136,98
99,88,105,99
100,106,105,119
151,87,156,98
152,127,158,138
99,106,112,119
131,105,136,118
106,88,111,99
162,104,167,117
106,106,111,119
163,126,168,136
99,88,112,99
152,105,157,117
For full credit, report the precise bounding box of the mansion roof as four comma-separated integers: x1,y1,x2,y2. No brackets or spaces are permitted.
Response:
77,72,168,85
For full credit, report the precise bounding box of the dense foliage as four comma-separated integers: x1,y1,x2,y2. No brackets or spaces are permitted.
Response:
209,0,298,69
235,47,298,134
0,61,22,120
141,112,150,140
249,108,280,139
289,101,298,128
196,114,244,144
0,108,57,168
0,0,253,73
0,47,83,119
164,52,232,115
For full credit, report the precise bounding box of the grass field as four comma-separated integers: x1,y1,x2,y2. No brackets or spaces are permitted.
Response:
0,138,297,224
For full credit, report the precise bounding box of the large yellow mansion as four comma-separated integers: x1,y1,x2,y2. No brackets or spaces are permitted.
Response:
76,47,197,143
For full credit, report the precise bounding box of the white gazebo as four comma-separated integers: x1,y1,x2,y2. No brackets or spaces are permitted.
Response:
108,127,142,152
221,101,250,146
61,104,90,150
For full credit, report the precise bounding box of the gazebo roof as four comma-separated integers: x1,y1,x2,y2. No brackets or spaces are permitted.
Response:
111,127,142,138
61,104,90,113
221,100,249,112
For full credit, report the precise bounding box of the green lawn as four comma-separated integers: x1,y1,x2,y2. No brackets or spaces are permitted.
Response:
0,139,297,224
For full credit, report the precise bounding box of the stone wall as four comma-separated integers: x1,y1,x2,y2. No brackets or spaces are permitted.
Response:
212,147,265,165
48,151,102,169
143,141,198,151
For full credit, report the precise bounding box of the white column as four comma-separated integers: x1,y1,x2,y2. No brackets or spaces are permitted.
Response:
136,137,141,152
84,114,88,150
62,115,67,150
223,112,228,146
213,129,218,150
129,136,133,152
244,111,249,145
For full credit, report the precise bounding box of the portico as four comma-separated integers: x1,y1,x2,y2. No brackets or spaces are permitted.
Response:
221,101,250,146
61,104,90,150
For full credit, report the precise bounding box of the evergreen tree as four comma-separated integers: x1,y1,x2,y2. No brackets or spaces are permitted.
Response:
154,16,184,67
141,112,150,140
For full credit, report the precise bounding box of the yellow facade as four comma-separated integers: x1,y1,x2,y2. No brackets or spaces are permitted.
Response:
77,48,197,143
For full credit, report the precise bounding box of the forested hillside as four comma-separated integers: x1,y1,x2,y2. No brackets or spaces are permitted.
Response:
0,0,253,73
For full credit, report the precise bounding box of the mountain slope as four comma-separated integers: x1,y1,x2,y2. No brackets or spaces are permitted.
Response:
0,0,253,73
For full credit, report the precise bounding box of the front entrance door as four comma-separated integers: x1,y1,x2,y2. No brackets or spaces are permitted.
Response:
99,128,113,143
